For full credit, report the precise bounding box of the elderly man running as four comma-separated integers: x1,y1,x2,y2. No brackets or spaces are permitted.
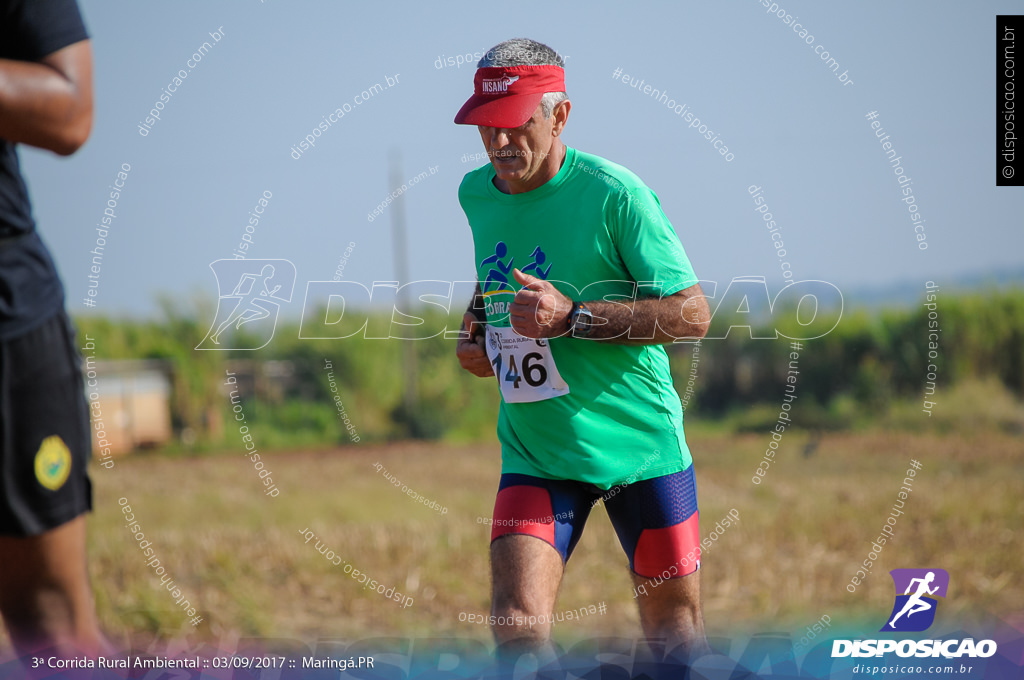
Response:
454,38,712,666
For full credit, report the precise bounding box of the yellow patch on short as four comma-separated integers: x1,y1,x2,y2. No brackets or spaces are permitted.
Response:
35,435,72,491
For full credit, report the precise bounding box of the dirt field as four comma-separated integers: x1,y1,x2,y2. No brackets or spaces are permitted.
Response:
1,430,1021,654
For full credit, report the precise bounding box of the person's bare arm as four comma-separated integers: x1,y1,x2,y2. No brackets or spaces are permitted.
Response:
583,282,710,344
0,39,93,155
509,268,710,345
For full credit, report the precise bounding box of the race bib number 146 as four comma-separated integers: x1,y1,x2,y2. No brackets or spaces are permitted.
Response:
485,326,570,403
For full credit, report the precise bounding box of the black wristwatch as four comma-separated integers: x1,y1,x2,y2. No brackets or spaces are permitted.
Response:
568,301,594,338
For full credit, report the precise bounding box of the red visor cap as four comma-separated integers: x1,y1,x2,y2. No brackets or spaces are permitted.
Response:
454,65,566,128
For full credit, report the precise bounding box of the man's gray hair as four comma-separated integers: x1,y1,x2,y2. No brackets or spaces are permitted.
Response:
478,38,568,119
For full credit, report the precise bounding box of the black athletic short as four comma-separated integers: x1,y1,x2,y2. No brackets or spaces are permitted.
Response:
0,310,92,536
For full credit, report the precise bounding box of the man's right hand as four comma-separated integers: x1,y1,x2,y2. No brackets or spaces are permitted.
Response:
457,312,493,377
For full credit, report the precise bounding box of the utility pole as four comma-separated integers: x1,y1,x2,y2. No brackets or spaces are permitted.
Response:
389,151,418,429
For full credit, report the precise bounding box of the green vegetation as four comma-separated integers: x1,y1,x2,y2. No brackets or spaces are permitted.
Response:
74,288,1024,450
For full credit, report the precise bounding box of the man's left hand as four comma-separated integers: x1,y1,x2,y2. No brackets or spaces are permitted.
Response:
509,268,572,339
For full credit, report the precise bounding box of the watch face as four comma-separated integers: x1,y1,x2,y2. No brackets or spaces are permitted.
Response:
572,305,593,337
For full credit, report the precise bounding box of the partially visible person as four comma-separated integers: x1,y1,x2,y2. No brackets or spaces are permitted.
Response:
0,0,107,659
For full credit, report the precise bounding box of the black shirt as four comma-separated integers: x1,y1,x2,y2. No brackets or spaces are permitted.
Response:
0,0,89,339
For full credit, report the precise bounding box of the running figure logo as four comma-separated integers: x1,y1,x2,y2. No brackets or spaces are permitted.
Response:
522,246,552,279
197,259,296,350
881,568,949,632
481,242,514,292
480,243,553,291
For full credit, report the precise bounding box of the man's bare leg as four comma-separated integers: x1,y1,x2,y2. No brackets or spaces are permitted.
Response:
632,569,710,663
0,516,107,657
490,534,564,666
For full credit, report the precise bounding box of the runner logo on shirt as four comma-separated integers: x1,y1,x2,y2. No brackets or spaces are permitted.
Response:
480,243,555,323
522,246,551,279
480,243,552,291
480,241,514,292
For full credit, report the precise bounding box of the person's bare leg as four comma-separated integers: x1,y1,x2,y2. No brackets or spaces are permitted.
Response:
633,569,709,663
490,534,563,666
0,516,107,657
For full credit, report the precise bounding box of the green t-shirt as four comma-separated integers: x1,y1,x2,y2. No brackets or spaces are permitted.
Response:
458,146,698,490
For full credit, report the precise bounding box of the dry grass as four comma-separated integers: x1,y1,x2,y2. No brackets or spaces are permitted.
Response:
1,431,1021,653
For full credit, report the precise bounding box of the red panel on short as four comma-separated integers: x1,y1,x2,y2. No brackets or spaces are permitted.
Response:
490,485,556,545
633,511,701,579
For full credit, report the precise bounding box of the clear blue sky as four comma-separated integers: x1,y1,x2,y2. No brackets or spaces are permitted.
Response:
19,0,1024,318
